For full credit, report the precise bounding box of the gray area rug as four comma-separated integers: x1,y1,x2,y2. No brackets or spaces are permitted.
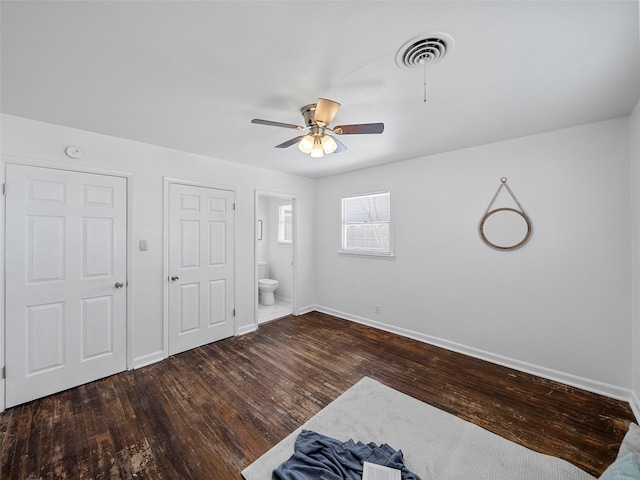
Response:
242,377,595,480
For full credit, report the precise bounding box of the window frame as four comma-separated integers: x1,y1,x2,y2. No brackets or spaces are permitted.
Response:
339,190,394,258
277,203,293,245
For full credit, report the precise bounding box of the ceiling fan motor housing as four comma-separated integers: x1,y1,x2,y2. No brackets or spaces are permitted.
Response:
251,97,383,155
301,104,317,127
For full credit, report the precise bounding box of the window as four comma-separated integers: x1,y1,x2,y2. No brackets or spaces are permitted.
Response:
341,191,392,256
278,204,292,244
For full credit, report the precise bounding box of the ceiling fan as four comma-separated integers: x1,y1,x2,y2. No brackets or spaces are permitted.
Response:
251,98,384,158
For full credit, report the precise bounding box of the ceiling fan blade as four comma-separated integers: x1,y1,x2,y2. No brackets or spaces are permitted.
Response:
275,135,306,148
252,118,304,130
333,123,385,135
313,98,341,126
330,135,348,154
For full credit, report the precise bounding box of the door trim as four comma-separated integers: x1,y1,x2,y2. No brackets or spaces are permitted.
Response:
162,177,237,359
1,157,135,411
254,189,299,329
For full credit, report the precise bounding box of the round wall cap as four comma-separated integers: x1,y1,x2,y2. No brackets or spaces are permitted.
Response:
65,146,82,158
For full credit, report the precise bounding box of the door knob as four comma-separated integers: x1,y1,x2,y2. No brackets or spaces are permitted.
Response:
171,276,179,281
115,282,124,288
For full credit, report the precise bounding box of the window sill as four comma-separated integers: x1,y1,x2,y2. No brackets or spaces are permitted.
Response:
338,251,396,260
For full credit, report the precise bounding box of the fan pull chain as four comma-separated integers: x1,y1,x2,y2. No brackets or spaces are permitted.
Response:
423,58,428,103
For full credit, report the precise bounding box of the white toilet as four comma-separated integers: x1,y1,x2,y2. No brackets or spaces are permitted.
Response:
258,261,279,306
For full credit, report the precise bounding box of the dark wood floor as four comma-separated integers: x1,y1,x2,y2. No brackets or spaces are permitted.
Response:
0,312,636,479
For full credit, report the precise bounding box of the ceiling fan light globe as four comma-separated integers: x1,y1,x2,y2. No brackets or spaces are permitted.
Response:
298,135,314,153
322,135,338,154
311,143,324,158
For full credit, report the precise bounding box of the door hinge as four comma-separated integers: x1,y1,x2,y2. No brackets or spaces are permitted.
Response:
233,203,236,211
1,366,5,379
232,309,236,317
2,183,6,195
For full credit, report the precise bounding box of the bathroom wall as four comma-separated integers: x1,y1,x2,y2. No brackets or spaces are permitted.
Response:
267,197,294,302
315,117,632,399
0,114,317,398
256,194,293,303
257,196,269,263
631,98,640,417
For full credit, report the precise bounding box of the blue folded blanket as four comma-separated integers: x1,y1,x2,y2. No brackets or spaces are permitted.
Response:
272,430,422,480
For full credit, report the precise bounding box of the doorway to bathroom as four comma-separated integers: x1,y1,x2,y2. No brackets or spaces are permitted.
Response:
255,191,295,324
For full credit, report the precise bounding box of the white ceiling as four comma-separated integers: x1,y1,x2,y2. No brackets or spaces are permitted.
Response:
2,1,640,178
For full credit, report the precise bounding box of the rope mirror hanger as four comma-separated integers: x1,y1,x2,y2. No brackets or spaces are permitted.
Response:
479,178,532,251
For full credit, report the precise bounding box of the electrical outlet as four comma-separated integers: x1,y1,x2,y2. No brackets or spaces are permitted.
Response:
139,240,148,251
374,304,380,314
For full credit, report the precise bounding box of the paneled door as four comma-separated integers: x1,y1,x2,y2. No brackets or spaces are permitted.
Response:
5,165,127,408
168,183,235,355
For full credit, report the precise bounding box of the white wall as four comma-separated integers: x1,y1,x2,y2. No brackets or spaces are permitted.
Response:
257,196,269,262
267,197,293,302
0,114,316,375
256,195,294,302
315,117,632,398
631,99,640,416
2,112,637,409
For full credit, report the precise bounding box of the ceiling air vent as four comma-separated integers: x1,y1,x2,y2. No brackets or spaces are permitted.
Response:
396,33,454,70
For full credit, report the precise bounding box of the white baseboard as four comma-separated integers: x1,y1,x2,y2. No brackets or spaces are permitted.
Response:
132,350,164,369
238,323,258,336
631,391,640,422
313,305,633,403
295,304,316,316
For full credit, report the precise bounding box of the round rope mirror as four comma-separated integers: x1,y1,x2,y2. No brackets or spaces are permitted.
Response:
479,207,532,251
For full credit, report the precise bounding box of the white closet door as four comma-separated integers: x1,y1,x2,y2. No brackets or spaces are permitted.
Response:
5,165,127,408
168,183,235,355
